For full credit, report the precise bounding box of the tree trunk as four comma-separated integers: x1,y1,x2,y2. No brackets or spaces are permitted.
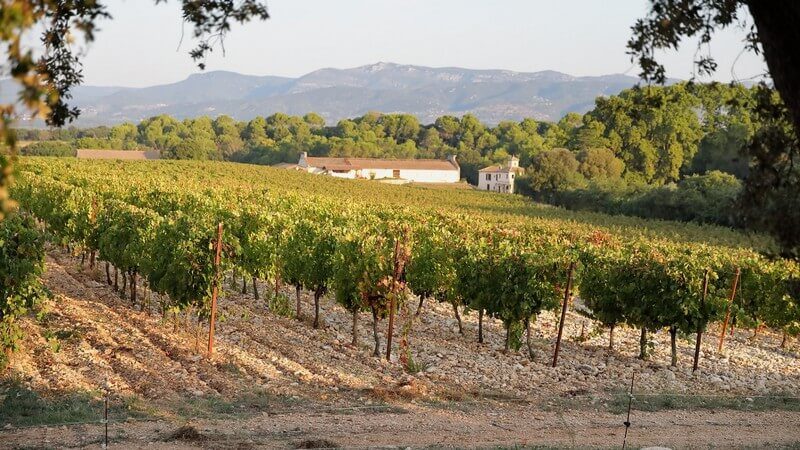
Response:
452,302,463,335
114,267,118,291
669,325,678,367
274,276,280,299
609,324,615,351
145,281,151,315
105,262,112,285
241,276,247,295
194,313,201,353
229,273,238,290
89,250,96,269
252,277,259,301
639,328,649,360
130,271,137,305
351,309,359,346
371,306,380,357
525,316,534,361
295,285,302,320
415,295,425,317
313,288,322,329
693,325,704,372
478,309,484,344
504,323,510,352
781,331,788,348
746,3,800,135
121,271,127,298
81,252,86,268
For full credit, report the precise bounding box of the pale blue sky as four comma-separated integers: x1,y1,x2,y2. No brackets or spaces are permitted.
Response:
79,0,767,87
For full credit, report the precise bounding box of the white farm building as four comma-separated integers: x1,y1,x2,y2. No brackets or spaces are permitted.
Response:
298,152,460,183
478,156,524,193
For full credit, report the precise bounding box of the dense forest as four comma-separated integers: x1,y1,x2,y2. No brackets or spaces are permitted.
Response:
19,82,763,227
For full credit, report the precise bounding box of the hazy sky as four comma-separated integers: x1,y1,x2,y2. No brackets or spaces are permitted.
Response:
78,0,767,87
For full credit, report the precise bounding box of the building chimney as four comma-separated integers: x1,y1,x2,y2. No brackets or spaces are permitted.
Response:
298,151,309,168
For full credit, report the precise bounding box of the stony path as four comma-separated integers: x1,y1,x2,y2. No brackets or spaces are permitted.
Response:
3,407,800,448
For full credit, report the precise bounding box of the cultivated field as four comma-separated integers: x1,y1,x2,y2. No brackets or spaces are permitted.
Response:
1,158,799,448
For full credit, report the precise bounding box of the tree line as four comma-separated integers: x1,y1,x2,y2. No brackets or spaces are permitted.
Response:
19,82,789,246
18,83,753,182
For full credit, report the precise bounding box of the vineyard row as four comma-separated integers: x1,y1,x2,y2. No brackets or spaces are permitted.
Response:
4,159,799,370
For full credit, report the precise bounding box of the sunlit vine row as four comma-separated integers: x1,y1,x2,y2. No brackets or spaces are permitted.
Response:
11,157,800,366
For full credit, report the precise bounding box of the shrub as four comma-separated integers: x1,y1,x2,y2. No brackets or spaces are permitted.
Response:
20,141,75,157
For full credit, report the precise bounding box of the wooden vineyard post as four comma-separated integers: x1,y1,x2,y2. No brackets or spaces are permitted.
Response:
386,238,401,362
386,294,396,361
621,371,636,449
386,229,410,362
717,267,740,353
89,197,98,269
693,269,709,372
552,261,576,367
102,377,109,449
207,222,224,356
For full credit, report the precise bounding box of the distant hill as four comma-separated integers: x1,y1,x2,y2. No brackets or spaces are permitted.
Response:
2,63,656,126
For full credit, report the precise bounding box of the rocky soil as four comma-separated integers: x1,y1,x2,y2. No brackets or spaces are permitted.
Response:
2,250,799,448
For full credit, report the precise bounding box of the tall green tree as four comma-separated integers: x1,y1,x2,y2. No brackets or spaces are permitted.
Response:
587,84,703,184
525,148,584,193
630,1,800,256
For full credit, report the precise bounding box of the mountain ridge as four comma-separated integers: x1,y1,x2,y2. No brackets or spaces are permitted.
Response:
2,63,658,126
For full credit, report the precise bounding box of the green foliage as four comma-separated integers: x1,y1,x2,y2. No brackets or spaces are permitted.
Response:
0,379,147,427
736,85,800,258
21,141,75,157
278,204,338,299
147,211,233,315
0,213,46,366
13,157,798,362
406,213,458,303
268,293,294,318
523,148,584,194
577,148,624,180
579,242,733,350
97,199,160,275
403,352,428,375
493,235,572,343
548,171,742,227
691,124,750,179
234,203,285,283
587,84,704,184
331,213,409,323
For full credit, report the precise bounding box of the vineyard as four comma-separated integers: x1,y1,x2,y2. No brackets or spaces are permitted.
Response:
3,157,798,371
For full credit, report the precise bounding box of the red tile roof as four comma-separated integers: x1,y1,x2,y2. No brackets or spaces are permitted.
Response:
305,156,458,171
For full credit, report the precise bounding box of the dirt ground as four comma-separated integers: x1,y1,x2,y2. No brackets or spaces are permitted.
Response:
1,251,799,449
5,407,800,449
